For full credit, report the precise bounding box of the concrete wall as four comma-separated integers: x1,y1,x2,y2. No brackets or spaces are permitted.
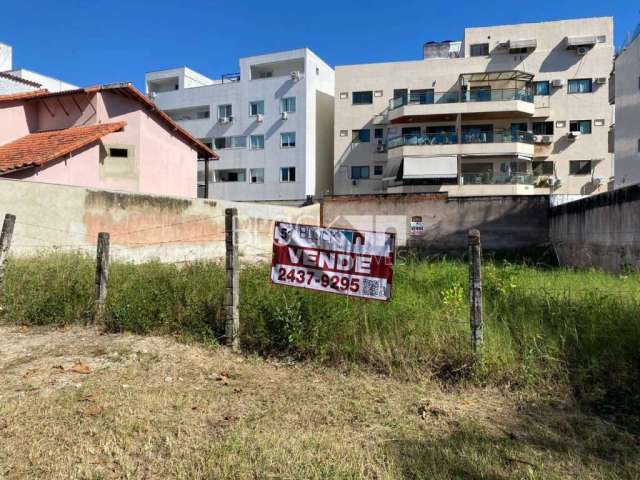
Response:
147,49,335,202
614,33,640,188
334,17,614,197
0,179,319,264
322,194,549,251
550,184,640,272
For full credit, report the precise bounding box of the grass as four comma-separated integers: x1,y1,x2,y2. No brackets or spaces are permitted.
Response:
0,326,638,479
0,252,639,430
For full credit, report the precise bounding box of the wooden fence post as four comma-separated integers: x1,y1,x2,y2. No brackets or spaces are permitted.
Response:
0,214,16,290
468,229,483,357
224,208,240,351
94,232,110,323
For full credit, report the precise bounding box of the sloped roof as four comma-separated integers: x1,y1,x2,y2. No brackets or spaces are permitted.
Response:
0,122,126,174
0,83,218,159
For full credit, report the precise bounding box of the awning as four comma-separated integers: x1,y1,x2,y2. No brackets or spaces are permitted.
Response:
402,156,458,179
509,39,537,51
566,35,597,48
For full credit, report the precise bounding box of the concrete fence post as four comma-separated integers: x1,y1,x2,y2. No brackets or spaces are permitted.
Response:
224,208,240,351
468,229,483,357
94,232,110,324
0,214,16,291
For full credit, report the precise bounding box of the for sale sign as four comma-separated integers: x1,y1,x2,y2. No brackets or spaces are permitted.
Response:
271,222,395,301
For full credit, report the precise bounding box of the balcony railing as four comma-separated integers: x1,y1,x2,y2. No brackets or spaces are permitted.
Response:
461,173,537,185
389,88,533,110
387,131,533,149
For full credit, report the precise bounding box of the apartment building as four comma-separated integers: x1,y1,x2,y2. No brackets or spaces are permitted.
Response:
613,26,640,187
334,17,614,198
0,42,77,94
145,49,334,203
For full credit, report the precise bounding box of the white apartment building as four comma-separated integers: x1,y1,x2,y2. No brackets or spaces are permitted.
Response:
145,49,334,203
613,26,640,188
0,42,77,94
334,17,614,198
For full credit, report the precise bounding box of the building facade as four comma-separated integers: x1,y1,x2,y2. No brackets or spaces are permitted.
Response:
0,85,216,198
334,17,614,198
146,49,334,203
613,27,640,188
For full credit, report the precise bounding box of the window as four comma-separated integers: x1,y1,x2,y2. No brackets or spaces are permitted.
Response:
280,167,296,182
351,166,370,180
339,92,349,99
533,122,554,135
250,135,265,150
532,161,554,175
568,79,593,94
534,81,550,96
352,129,370,143
470,43,489,56
215,169,246,182
230,136,247,148
373,165,384,176
249,101,264,116
249,168,264,184
281,132,296,148
259,71,273,78
109,148,128,158
352,91,373,105
570,120,592,134
214,137,228,149
217,104,232,119
569,160,592,175
281,97,296,113
374,128,384,139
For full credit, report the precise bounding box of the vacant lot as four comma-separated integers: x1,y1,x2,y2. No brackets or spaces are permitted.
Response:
0,326,638,479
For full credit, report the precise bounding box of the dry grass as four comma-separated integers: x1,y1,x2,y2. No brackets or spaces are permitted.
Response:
0,326,638,480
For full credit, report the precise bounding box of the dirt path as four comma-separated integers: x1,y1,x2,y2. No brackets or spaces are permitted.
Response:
0,326,637,479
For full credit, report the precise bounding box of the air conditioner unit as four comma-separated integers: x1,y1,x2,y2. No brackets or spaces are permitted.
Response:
576,46,589,56
291,71,301,81
533,135,543,143
551,79,564,87
553,178,562,188
281,111,288,120
595,77,607,85
541,135,553,144
376,144,386,153
148,92,157,100
592,177,604,186
219,117,229,124
568,131,581,140
352,179,358,186
228,115,234,122
256,114,264,122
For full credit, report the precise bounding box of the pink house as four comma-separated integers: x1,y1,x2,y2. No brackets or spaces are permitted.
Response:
0,83,217,198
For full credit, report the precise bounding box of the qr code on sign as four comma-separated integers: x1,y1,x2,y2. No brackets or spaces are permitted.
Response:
362,278,383,298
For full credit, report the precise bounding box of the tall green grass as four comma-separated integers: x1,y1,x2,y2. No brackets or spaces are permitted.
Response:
1,252,639,423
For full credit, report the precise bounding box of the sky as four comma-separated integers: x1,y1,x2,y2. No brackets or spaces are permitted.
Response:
1,0,638,90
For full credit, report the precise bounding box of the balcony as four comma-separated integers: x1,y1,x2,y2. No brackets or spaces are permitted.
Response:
388,70,535,123
460,172,537,186
387,131,535,159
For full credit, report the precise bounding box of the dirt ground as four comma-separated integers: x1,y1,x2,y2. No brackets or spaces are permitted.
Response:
0,326,638,479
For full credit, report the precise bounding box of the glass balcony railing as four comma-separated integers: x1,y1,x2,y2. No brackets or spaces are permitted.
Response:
388,88,533,110
461,173,537,185
387,131,533,149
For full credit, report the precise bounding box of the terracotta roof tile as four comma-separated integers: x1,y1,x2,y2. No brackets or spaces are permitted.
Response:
0,122,126,174
0,83,218,159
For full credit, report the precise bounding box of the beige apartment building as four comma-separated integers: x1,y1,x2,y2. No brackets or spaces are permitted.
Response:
334,17,614,198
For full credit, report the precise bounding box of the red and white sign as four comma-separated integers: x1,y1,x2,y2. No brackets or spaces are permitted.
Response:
271,222,395,301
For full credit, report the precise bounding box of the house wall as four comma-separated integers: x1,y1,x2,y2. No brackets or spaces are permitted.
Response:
0,101,38,145
322,194,549,251
550,184,640,272
334,17,614,197
146,49,335,202
0,178,320,264
614,33,640,187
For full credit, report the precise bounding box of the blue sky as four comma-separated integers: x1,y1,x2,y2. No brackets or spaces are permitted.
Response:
1,0,637,90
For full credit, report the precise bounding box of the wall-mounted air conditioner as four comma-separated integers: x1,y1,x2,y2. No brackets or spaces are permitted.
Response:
595,77,607,85
281,111,288,120
551,79,564,87
568,131,581,140
592,177,604,186
376,143,386,153
256,114,264,122
219,117,229,124
576,46,589,56
291,71,301,81
541,135,553,144
533,135,543,143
